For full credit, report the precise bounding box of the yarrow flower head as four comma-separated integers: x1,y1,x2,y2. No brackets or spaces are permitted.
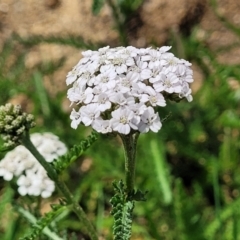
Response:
0,133,67,198
0,103,35,148
66,46,194,135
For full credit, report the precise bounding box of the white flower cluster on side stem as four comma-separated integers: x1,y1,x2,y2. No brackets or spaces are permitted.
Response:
0,133,67,198
66,46,194,135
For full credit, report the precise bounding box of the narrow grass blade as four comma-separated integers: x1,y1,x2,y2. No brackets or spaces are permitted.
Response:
150,138,172,205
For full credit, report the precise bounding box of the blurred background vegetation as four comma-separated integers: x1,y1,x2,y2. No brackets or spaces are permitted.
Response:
0,0,240,239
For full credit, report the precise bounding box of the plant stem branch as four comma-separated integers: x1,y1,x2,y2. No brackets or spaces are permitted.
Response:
119,133,139,195
21,132,98,240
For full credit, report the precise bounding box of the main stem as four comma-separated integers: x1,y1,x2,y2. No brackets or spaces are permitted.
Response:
21,132,98,240
119,133,139,195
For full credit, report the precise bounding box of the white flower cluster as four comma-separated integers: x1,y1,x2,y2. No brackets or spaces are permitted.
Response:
0,133,67,198
66,46,193,135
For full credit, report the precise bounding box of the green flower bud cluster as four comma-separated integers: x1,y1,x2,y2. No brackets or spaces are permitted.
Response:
0,103,36,148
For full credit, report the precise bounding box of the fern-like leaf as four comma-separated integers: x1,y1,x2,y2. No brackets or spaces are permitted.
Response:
53,131,99,173
110,181,135,240
18,200,68,240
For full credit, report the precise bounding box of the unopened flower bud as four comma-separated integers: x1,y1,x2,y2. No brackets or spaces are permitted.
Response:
26,114,34,122
4,141,15,148
4,115,14,123
16,126,25,135
12,105,21,115
4,103,13,112
4,124,14,132
0,103,36,146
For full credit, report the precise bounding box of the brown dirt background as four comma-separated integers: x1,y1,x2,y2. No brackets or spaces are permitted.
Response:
0,1,240,238
0,0,240,98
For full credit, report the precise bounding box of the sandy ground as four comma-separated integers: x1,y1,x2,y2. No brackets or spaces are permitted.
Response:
0,0,239,96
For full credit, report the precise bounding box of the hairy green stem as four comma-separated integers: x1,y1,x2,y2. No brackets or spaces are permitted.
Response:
119,133,139,195
21,132,98,240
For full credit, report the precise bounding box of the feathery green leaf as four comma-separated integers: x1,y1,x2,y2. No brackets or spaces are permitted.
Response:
53,131,99,173
110,181,134,240
18,201,68,240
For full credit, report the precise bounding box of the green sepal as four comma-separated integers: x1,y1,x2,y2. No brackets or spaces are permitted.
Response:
127,189,148,202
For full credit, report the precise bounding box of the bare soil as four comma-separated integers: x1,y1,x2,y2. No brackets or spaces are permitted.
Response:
0,0,239,95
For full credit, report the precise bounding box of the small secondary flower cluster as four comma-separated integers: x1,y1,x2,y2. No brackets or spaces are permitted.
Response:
66,46,193,135
0,133,67,198
0,103,35,147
